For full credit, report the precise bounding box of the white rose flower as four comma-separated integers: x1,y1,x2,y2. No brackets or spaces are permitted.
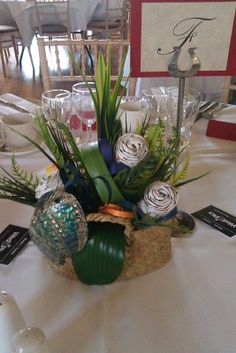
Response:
139,181,178,218
114,133,148,168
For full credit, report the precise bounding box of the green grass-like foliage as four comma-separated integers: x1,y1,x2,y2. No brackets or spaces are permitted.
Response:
114,120,191,203
73,46,129,145
0,155,39,206
0,48,206,213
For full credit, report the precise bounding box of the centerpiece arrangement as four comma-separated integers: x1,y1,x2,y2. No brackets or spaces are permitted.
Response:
0,49,204,285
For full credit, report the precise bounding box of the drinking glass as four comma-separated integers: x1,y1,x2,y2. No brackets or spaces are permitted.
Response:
55,91,73,125
41,89,71,123
68,94,84,144
142,86,200,148
141,87,171,125
165,86,200,147
72,82,96,141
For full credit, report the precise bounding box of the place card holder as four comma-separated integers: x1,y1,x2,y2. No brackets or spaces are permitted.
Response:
206,119,236,141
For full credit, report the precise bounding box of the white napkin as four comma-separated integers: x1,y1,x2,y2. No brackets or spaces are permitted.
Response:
0,105,19,116
213,105,236,123
0,93,40,115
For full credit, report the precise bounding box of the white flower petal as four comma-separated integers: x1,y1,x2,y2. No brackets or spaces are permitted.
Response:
35,173,64,199
139,181,178,217
115,133,148,167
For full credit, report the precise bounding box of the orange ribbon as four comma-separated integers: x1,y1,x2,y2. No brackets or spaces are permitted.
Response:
46,163,58,176
99,203,134,219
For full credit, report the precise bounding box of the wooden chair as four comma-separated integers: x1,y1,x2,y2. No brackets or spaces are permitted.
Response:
37,37,136,95
87,0,130,40
34,0,71,38
0,25,20,77
0,3,34,76
220,76,236,103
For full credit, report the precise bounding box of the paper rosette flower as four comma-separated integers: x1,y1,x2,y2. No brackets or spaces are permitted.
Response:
139,181,178,218
114,133,148,168
35,173,64,199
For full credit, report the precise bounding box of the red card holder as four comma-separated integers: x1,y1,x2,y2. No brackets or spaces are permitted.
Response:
206,119,236,141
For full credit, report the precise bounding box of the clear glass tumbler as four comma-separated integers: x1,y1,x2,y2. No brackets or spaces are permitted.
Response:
41,89,71,123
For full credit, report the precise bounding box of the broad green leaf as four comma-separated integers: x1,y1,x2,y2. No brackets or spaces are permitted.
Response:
80,141,124,203
72,221,126,284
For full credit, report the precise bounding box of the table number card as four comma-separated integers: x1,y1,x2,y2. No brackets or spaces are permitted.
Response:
130,0,236,77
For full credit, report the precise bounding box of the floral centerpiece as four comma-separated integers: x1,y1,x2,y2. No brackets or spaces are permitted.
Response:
0,49,204,285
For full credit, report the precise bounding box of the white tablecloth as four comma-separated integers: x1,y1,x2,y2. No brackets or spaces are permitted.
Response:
1,105,236,353
5,0,104,46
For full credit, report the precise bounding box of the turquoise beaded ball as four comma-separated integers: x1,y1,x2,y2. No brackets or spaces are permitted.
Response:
29,190,88,265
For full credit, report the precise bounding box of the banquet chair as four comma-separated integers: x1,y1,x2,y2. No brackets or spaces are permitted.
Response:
87,0,130,40
0,28,35,77
0,2,33,77
34,0,71,38
0,25,20,77
37,37,136,95
220,76,236,103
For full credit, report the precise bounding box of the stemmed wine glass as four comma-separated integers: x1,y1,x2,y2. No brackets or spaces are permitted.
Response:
72,82,97,142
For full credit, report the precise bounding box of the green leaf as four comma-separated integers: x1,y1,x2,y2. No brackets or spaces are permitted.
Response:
56,122,83,165
7,114,60,168
114,153,161,202
72,222,126,284
80,141,124,203
11,155,40,190
73,45,128,145
95,51,106,110
174,171,211,188
0,163,38,207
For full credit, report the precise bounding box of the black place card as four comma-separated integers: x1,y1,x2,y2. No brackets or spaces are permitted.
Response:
192,205,236,237
0,224,30,265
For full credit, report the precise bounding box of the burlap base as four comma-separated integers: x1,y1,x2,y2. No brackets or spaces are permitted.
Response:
49,213,172,281
120,225,171,280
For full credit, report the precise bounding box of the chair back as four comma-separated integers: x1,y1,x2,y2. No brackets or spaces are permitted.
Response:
34,0,71,37
0,2,16,26
37,37,136,95
88,0,130,39
220,76,236,103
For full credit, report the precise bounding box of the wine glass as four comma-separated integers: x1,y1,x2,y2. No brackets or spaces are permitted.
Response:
72,82,97,142
41,89,71,123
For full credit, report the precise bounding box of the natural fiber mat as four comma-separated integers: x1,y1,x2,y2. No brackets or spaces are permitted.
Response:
49,213,172,281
